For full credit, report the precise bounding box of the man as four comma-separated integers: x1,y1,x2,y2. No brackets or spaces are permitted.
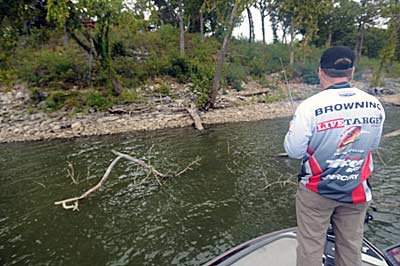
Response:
284,46,385,266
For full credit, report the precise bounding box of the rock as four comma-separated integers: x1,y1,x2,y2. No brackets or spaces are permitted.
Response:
71,121,82,131
37,101,47,109
52,124,61,131
368,87,385,95
30,113,45,121
15,91,27,100
60,123,71,129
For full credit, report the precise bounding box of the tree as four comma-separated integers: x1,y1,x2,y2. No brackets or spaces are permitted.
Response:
178,0,185,56
46,0,124,94
314,0,359,48
153,0,187,56
0,0,48,35
207,0,255,109
273,0,332,65
354,0,382,62
246,5,255,43
255,0,270,43
373,0,400,86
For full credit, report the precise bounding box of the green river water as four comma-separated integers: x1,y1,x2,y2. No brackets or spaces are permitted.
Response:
1,108,399,266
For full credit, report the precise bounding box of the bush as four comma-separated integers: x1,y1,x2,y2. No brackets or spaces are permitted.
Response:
85,91,111,110
116,90,141,104
260,91,286,103
225,62,246,91
13,43,88,88
45,91,82,110
165,57,191,83
153,83,171,96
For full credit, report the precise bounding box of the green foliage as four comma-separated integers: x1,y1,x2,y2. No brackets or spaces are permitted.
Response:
292,47,323,84
166,57,191,83
13,43,88,88
354,56,378,80
45,90,83,110
116,90,141,104
85,91,111,110
190,64,215,108
153,83,171,96
261,91,286,103
1,0,397,112
225,62,246,91
229,41,290,78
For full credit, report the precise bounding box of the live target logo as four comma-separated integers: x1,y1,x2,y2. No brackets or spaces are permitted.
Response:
317,118,345,132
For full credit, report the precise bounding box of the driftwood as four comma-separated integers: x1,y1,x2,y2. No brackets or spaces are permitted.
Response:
186,103,204,131
54,150,201,211
384,129,400,138
237,88,270,97
273,152,289,158
106,106,152,115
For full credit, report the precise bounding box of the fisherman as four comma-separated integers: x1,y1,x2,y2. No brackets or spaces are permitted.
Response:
284,46,385,266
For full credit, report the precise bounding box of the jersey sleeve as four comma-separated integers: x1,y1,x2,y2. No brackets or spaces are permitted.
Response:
370,107,385,150
284,102,314,159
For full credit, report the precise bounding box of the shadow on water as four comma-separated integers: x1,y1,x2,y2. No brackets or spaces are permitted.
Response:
0,107,399,266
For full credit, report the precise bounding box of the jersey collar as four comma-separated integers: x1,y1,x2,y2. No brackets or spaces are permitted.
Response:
325,82,351,90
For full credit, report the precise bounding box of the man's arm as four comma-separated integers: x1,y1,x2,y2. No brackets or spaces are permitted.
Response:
370,109,386,150
284,104,313,159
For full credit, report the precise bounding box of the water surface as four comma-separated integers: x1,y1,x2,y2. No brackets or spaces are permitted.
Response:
1,108,399,266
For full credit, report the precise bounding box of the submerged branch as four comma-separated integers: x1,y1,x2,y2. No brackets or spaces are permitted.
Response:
54,150,201,211
384,129,400,138
263,175,297,190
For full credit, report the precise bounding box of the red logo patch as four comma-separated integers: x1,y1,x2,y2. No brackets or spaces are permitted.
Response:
317,118,345,132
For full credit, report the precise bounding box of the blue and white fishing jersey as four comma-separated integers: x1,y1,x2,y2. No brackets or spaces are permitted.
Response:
284,84,385,204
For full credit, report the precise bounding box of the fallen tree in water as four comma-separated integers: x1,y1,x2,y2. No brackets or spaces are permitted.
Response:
384,129,400,138
54,150,201,211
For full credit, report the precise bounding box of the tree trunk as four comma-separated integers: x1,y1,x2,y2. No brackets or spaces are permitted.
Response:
355,22,365,62
326,31,332,47
200,10,204,43
207,2,238,109
270,11,278,43
358,24,365,61
63,26,69,46
260,11,266,43
179,0,185,57
246,7,254,43
289,19,295,67
355,0,367,62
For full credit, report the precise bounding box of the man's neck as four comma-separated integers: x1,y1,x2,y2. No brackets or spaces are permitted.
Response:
321,77,350,90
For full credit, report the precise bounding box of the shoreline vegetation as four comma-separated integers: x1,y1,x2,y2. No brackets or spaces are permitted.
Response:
1,1,400,143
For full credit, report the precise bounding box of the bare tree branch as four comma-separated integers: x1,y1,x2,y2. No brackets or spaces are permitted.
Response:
54,150,201,211
263,174,297,190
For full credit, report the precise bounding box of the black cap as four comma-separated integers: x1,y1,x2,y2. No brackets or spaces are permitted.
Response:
320,46,355,70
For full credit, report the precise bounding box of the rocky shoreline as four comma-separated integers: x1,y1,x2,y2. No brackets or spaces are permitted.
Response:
1,79,399,144
0,89,295,143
